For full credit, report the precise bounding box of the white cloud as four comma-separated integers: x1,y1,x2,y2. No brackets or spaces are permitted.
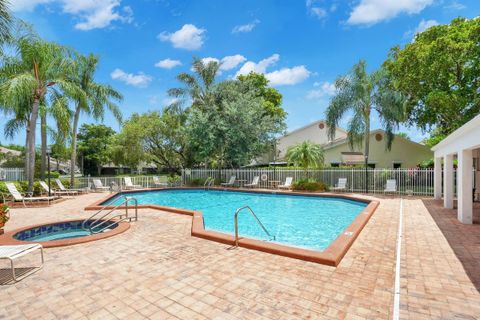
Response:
10,0,52,11
413,19,439,35
11,0,134,30
158,24,206,50
236,54,309,86
110,68,152,87
347,0,434,25
201,57,220,65
444,1,466,10
307,82,336,99
265,66,310,86
154,58,182,69
232,19,260,33
306,0,329,19
220,55,246,71
236,54,280,76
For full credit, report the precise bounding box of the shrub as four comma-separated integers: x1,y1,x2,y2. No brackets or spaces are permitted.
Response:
292,179,328,192
189,178,206,186
45,171,60,179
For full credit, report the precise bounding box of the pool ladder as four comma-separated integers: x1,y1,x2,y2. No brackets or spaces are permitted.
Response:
82,196,138,234
204,177,214,190
234,206,275,247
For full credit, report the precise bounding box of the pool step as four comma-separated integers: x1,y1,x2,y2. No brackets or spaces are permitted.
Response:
83,196,139,234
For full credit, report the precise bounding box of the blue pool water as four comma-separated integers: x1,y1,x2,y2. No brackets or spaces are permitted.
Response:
104,189,367,251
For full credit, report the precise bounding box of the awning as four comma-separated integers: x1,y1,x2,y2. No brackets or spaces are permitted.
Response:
341,152,365,164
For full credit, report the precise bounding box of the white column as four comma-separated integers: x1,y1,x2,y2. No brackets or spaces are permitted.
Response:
444,154,454,209
457,149,473,224
434,156,442,200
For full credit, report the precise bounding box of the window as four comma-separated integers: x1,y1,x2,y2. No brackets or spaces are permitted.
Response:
393,162,402,169
367,163,376,169
330,163,340,168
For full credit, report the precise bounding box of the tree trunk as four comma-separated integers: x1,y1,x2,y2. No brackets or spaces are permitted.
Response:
70,105,81,186
40,113,47,180
26,98,41,192
24,127,29,178
364,108,371,193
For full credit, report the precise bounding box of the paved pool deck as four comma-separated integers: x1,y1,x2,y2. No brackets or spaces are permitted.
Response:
0,192,479,319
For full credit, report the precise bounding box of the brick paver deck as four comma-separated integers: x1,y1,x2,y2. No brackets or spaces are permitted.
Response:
0,193,478,319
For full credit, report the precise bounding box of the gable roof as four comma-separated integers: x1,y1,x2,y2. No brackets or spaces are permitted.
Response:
322,129,429,150
280,119,348,138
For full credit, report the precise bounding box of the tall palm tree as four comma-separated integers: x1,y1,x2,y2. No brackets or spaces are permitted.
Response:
39,96,72,179
0,38,83,191
167,57,220,111
286,141,324,177
326,60,405,191
69,53,122,185
0,0,12,45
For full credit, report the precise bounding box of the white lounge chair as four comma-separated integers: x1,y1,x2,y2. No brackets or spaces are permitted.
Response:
39,181,76,197
278,177,293,190
123,177,142,190
92,179,110,192
221,176,236,187
55,179,89,194
4,183,55,207
244,176,260,188
152,176,168,188
0,244,44,282
331,178,347,192
384,179,397,194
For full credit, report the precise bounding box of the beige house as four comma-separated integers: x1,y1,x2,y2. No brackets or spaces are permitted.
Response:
272,120,432,169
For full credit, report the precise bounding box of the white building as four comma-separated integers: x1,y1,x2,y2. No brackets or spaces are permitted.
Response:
271,120,433,169
431,114,480,224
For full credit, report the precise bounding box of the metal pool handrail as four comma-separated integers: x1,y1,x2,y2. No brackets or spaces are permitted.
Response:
234,205,275,247
204,177,214,190
82,196,138,234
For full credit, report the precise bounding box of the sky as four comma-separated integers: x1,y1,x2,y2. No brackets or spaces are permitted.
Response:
2,0,479,146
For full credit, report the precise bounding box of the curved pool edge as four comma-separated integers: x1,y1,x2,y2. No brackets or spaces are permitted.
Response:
85,187,379,266
0,219,130,248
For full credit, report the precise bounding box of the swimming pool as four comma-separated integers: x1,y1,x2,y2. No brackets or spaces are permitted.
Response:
103,189,368,251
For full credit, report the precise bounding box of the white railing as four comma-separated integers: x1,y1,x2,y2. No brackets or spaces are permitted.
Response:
182,168,438,196
0,168,25,181
71,176,181,190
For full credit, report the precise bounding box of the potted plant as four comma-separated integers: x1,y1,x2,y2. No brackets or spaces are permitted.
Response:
0,204,10,235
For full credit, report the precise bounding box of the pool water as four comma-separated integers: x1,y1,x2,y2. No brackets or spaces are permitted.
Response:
14,220,117,242
105,189,367,251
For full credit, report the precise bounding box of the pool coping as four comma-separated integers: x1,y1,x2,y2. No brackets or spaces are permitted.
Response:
0,219,130,248
85,187,379,266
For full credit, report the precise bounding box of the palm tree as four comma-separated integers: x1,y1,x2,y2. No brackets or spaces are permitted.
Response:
69,53,122,185
326,60,405,191
0,37,83,191
0,0,12,45
286,141,324,177
167,57,220,111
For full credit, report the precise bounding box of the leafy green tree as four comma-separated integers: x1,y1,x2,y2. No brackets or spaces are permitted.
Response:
396,132,410,140
286,141,324,176
77,124,115,176
237,72,286,120
0,37,82,191
68,53,122,185
0,0,11,45
187,80,286,167
167,57,220,111
326,60,406,172
384,17,480,138
113,110,189,171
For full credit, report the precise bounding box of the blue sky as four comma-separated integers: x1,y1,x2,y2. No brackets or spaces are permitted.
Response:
2,0,479,145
